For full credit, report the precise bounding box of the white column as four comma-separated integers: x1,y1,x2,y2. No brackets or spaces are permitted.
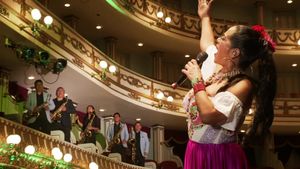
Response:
151,125,165,163
102,116,113,138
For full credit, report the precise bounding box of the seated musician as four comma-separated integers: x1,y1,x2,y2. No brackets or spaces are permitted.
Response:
51,87,76,142
80,105,100,144
25,79,55,134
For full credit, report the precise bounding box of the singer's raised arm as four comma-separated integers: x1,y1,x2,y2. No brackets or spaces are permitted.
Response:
198,0,214,51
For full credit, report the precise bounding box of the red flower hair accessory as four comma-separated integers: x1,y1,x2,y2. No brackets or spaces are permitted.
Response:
251,25,276,52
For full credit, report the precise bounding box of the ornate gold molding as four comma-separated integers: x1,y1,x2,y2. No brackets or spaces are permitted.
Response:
0,4,9,17
115,0,300,48
1,0,299,118
0,117,146,169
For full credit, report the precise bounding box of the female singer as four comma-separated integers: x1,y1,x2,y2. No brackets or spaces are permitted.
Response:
182,0,277,168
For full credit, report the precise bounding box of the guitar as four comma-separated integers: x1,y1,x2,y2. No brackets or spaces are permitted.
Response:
24,94,51,124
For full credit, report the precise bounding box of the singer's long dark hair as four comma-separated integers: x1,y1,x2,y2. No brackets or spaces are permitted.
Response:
224,25,277,144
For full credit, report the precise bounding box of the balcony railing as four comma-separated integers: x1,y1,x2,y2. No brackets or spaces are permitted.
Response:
116,0,300,48
0,117,146,169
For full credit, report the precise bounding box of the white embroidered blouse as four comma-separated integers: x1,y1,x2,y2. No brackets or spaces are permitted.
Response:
183,45,247,144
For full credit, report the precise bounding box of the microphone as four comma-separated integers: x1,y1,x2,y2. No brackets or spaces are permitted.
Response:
171,52,208,89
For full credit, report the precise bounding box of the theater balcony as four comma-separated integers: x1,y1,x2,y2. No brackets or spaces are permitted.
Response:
0,0,299,169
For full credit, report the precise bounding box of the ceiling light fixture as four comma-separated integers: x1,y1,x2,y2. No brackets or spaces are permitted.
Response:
89,162,99,169
63,153,72,162
156,92,164,100
137,43,143,47
108,65,117,73
96,25,102,29
185,54,190,58
64,3,71,7
6,134,21,144
167,96,174,102
152,91,164,108
99,60,108,69
136,118,141,121
27,76,35,80
297,39,300,45
155,9,172,26
292,63,297,67
287,0,293,4
240,130,245,133
24,145,36,155
165,17,171,23
93,60,118,80
99,109,105,112
157,11,164,18
20,8,53,37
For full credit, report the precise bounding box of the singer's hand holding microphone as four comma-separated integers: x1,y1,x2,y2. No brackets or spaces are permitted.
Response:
171,52,208,89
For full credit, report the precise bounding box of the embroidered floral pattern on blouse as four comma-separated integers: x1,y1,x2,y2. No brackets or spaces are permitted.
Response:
184,93,204,138
189,101,198,121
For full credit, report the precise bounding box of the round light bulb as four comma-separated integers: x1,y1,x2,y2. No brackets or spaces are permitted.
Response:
31,8,42,21
157,11,164,18
6,134,21,144
27,76,35,80
96,25,102,29
53,151,63,160
44,15,53,25
89,162,99,169
99,60,108,69
51,147,61,156
167,96,174,102
108,65,117,73
64,3,71,7
297,39,300,45
63,153,72,162
156,92,164,100
25,145,35,155
165,17,171,23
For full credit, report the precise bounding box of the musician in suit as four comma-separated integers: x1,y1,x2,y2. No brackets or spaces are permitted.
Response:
131,122,150,166
80,105,100,144
106,112,129,162
25,79,55,134
51,87,76,142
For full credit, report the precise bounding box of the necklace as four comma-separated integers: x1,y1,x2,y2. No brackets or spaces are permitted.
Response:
204,69,242,86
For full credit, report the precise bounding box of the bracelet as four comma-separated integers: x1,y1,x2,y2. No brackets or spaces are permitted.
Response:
193,81,206,94
191,77,203,87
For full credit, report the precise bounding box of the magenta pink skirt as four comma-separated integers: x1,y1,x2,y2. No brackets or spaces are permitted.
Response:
184,140,249,169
